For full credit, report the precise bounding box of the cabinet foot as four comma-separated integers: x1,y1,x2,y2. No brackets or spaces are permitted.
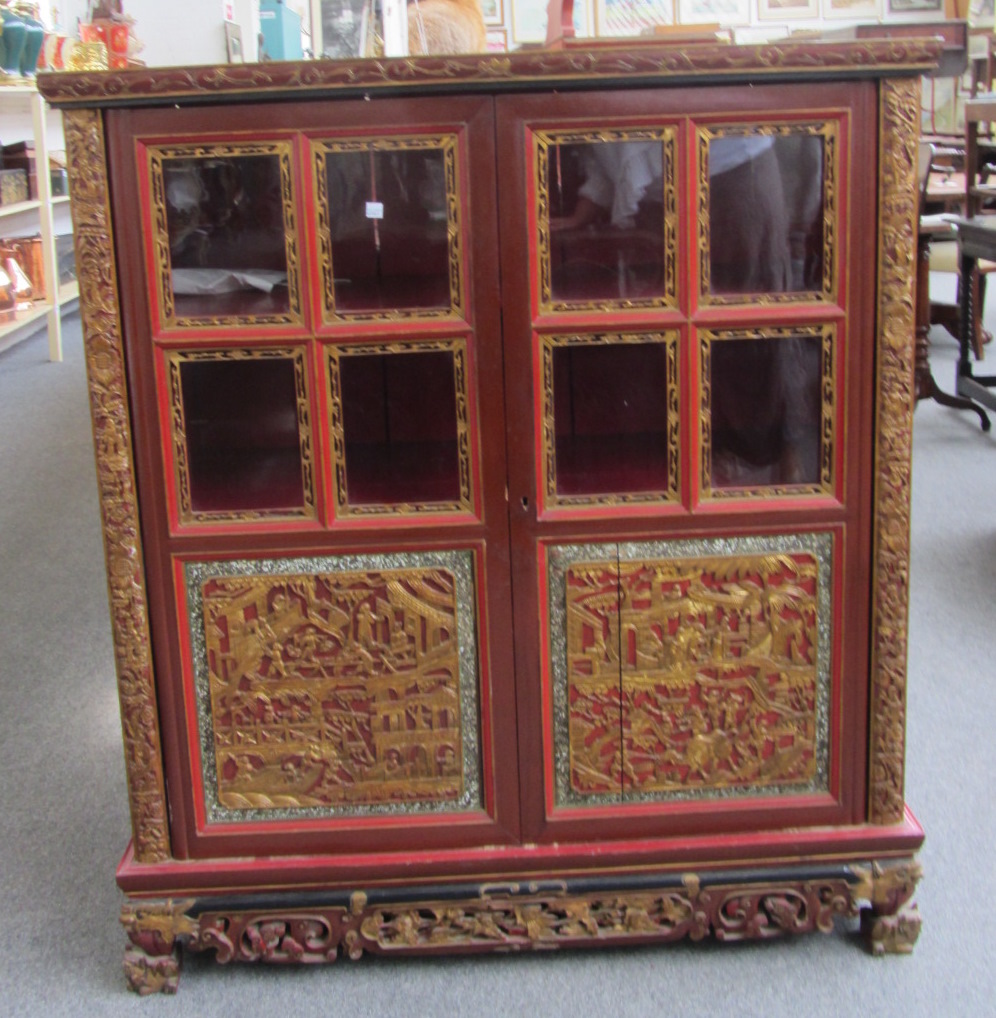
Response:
862,903,922,955
120,899,196,995
851,859,924,956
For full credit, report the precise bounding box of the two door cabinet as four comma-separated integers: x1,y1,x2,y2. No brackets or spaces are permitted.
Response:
40,37,936,993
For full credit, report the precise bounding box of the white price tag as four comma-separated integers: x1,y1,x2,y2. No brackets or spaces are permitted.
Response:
365,202,384,220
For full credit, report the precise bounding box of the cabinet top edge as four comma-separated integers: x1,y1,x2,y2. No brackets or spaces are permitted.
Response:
37,38,941,110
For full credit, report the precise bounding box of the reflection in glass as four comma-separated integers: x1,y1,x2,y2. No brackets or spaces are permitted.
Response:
323,146,451,313
551,341,670,497
708,133,825,296
707,333,825,491
177,356,307,514
339,350,460,506
162,153,291,319
545,139,668,304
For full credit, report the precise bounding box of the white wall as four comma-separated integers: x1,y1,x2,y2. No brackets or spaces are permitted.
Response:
43,0,260,67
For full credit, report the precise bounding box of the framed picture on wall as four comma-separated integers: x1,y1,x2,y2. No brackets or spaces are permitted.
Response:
595,0,674,37
887,0,943,12
482,0,505,25
512,0,591,45
822,0,881,17
225,22,244,63
677,0,749,23
758,0,818,18
487,27,509,49
968,0,995,26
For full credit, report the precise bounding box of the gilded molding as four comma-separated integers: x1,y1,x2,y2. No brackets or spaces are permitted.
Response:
64,109,171,863
313,134,465,324
698,324,836,499
326,339,474,518
146,141,302,331
697,121,838,308
535,128,678,315
868,78,919,825
539,331,680,509
38,40,942,109
165,346,318,525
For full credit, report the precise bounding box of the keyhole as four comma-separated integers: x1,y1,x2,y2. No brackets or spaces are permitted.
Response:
521,496,529,510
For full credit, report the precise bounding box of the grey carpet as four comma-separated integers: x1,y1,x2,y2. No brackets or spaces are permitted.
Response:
1,290,994,1014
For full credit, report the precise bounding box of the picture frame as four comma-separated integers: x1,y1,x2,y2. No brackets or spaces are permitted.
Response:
677,0,749,23
482,0,505,25
822,0,881,18
512,0,591,45
595,0,674,38
887,0,944,13
225,21,244,63
486,27,509,49
757,0,819,18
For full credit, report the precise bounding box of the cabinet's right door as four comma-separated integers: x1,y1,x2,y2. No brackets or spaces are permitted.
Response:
496,81,880,846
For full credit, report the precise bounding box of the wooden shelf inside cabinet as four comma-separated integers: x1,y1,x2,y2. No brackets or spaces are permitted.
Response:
0,84,70,362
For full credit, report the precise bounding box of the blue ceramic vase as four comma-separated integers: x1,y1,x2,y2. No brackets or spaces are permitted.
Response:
0,9,28,77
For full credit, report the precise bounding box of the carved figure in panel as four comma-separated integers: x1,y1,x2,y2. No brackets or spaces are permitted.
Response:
565,561,625,794
200,568,467,809
617,554,821,793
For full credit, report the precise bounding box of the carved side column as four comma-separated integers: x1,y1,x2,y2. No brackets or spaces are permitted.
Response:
64,109,171,863
869,78,919,826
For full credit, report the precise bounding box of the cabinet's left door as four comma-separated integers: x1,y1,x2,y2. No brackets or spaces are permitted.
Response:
105,95,521,863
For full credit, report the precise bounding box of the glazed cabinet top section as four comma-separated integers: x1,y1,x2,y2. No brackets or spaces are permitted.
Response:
38,37,940,111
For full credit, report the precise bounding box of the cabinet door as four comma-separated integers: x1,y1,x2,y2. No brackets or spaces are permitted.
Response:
106,95,521,861
496,82,879,845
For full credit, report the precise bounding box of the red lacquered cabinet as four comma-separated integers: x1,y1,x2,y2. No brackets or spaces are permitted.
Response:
40,37,935,992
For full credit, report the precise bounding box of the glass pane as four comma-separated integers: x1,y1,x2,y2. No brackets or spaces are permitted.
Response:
178,356,306,514
546,139,667,303
339,350,460,505
708,134,825,296
162,153,291,319
324,147,451,313
552,341,670,497
708,333,824,490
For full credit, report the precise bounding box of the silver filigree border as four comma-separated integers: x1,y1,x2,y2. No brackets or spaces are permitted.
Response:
183,549,482,824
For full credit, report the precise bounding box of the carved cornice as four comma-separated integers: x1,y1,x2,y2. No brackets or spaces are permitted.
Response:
868,78,919,826
39,40,941,108
64,109,171,863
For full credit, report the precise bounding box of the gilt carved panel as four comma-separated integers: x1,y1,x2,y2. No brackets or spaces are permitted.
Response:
549,534,832,807
184,550,482,821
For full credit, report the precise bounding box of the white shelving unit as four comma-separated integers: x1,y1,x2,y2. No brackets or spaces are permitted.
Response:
0,84,76,362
